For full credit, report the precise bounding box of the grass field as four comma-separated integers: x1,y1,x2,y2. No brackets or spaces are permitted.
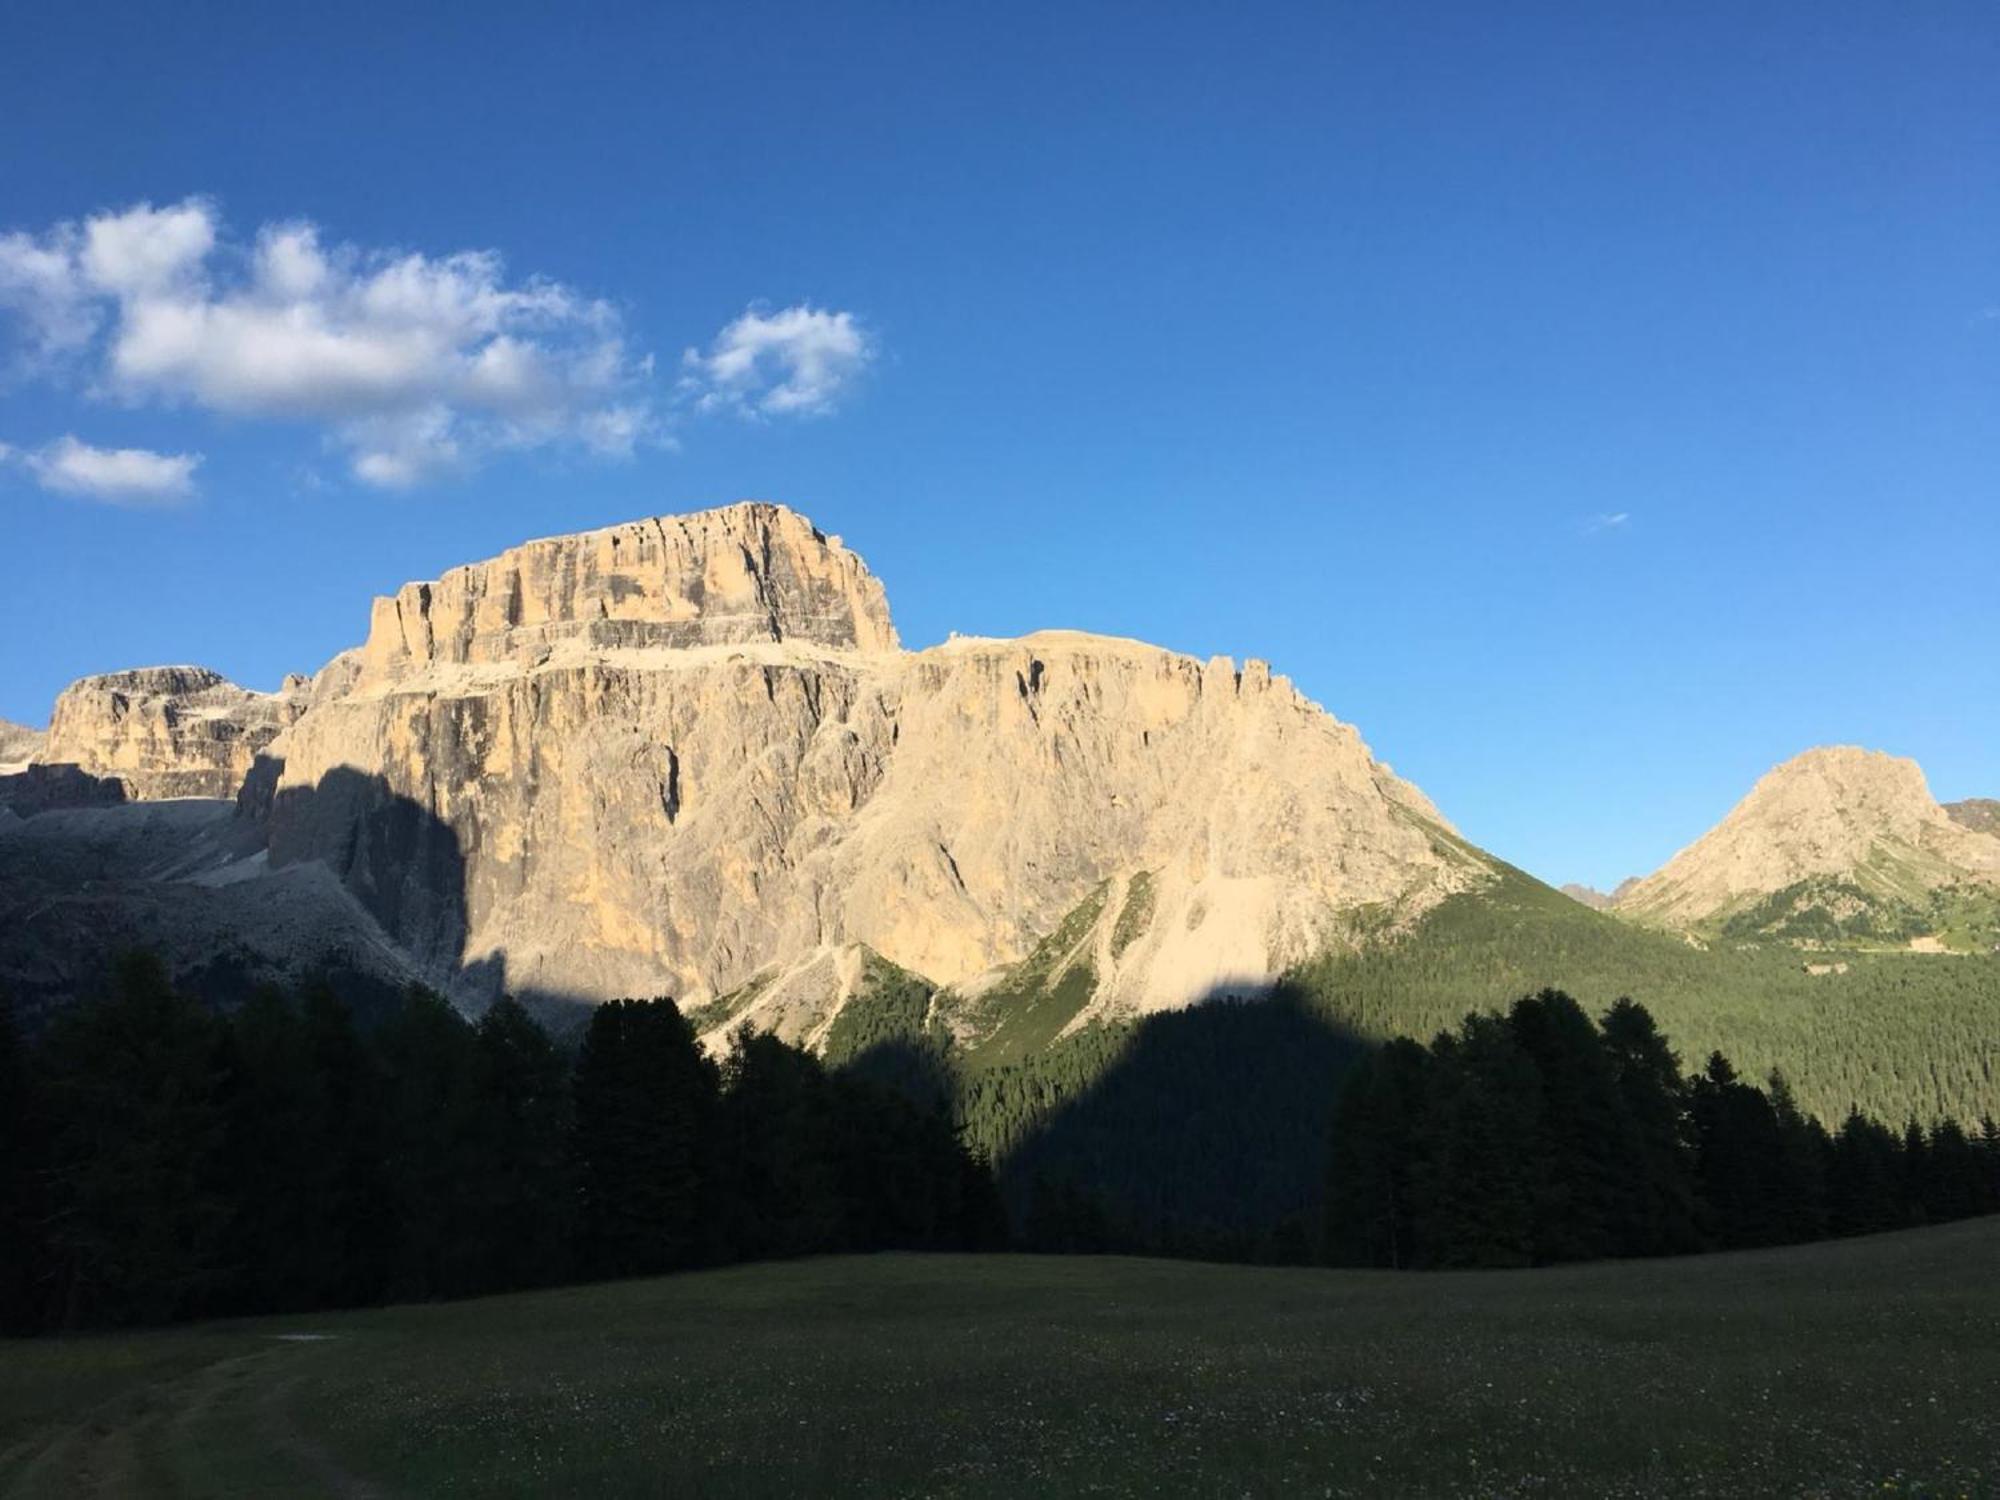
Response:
3,1220,1997,1498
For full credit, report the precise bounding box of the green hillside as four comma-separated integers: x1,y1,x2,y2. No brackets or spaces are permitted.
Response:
947,861,2000,1138
5,1224,1996,1497
1292,863,2000,1126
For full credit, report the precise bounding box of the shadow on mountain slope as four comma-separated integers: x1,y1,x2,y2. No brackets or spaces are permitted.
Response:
0,761,579,1032
262,763,604,1036
990,986,1369,1259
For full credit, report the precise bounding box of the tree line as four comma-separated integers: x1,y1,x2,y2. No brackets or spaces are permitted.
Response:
1326,989,2000,1268
5,960,1997,1333
0,955,1003,1333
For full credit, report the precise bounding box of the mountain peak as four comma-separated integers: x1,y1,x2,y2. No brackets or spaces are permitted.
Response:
1615,745,2000,928
356,501,899,688
1946,798,2000,838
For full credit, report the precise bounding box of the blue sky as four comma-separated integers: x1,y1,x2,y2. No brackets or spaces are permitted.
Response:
1,1,1994,889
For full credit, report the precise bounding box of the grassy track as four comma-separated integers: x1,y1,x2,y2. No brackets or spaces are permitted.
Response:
3,1219,1997,1498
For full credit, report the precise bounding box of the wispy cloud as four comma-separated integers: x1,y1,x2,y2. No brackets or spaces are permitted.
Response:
0,200,871,496
15,434,201,506
1582,511,1631,535
681,304,873,418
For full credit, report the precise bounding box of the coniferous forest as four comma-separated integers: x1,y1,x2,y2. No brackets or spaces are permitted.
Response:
3,958,1997,1335
0,956,1004,1334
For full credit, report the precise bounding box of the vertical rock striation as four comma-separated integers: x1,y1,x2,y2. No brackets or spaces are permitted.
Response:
36,666,305,801
263,501,1486,1022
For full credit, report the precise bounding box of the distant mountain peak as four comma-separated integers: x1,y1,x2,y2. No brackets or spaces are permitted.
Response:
1613,746,2000,934
1946,798,2000,838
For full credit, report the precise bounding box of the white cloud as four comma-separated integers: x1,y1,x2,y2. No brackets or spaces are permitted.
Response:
80,199,215,297
0,227,99,361
1583,511,1630,534
1,199,876,489
22,435,200,505
0,199,654,487
681,304,873,417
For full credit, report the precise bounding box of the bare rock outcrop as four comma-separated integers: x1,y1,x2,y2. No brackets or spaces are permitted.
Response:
266,502,1487,1024
0,717,44,773
36,666,304,801
1946,798,2000,838
1614,747,2000,927
355,502,897,688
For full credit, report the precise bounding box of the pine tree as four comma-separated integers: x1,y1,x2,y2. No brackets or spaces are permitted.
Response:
299,979,393,1306
1324,1038,1430,1267
375,989,483,1299
38,954,230,1327
1599,998,1700,1255
1688,1051,1787,1249
573,998,718,1277
0,989,50,1333
1506,990,1629,1263
1412,1017,1540,1268
468,997,574,1292
1766,1071,1831,1243
716,1029,846,1259
215,987,347,1312
1921,1119,1987,1223
1827,1109,1902,1236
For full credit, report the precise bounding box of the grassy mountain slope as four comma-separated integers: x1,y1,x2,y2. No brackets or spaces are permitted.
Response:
1291,862,2000,1125
950,860,2000,1150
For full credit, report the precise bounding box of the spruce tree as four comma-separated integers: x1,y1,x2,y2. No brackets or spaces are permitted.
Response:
1827,1109,1903,1236
299,979,393,1306
469,997,574,1292
1412,1017,1540,1268
216,986,346,1313
1599,998,1700,1255
573,998,718,1277
375,989,483,1299
0,990,50,1333
1325,1038,1430,1267
1506,990,1628,1263
38,954,230,1327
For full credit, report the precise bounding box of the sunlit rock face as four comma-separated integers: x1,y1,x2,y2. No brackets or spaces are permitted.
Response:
37,666,304,801
353,502,899,688
0,718,43,773
264,500,1486,1021
1614,746,2000,927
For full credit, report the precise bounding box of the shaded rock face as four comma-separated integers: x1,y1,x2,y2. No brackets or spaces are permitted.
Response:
38,666,304,801
0,763,128,817
266,502,1484,1018
1615,747,2000,927
0,797,422,1027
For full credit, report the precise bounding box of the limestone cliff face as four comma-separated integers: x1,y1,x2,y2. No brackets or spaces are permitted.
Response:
1614,747,2000,927
355,503,897,688
37,667,305,801
266,502,1485,1025
0,718,44,774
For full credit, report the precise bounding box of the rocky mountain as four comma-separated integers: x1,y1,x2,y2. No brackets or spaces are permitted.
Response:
31,666,304,800
1946,798,2000,838
2,502,1490,1041
1560,878,1638,911
0,717,43,773
1612,747,2000,947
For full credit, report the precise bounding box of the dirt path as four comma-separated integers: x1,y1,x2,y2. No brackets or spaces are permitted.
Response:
0,1342,383,1499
